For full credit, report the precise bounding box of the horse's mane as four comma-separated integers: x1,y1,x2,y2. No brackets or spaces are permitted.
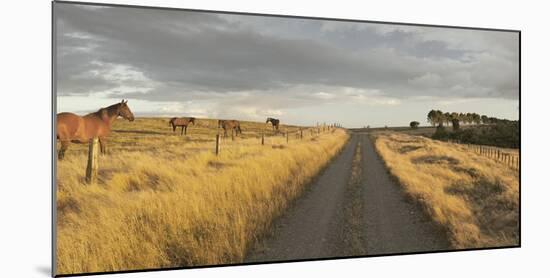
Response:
84,103,121,123
97,103,121,115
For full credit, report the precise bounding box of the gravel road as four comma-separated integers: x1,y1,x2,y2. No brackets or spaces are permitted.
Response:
245,132,449,263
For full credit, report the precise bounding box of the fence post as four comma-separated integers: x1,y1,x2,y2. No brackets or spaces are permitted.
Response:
286,132,289,143
215,134,220,155
261,132,264,145
300,129,303,139
85,137,99,184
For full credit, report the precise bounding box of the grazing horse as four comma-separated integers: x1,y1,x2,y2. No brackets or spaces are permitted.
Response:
218,120,242,137
56,100,135,159
169,117,195,135
266,117,280,130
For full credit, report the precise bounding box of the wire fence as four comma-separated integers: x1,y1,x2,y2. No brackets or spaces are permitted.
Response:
445,139,520,171
81,123,342,184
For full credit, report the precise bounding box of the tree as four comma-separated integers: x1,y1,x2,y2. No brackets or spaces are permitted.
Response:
436,110,444,125
466,113,473,125
451,112,459,122
472,113,481,125
481,115,488,124
427,110,437,126
410,121,420,129
452,118,460,131
444,112,451,126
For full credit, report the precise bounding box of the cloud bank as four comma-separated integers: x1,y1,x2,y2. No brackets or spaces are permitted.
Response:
55,3,519,125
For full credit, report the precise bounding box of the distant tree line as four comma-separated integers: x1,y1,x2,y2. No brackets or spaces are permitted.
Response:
426,110,510,127
427,110,519,148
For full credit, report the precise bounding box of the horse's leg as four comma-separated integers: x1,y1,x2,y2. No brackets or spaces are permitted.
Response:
184,125,187,135
99,137,107,155
181,126,184,135
58,140,69,160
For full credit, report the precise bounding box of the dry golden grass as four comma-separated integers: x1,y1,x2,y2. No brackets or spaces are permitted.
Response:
373,132,519,249
55,118,348,275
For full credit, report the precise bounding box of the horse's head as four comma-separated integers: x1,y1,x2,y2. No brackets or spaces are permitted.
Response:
169,117,176,126
266,118,271,124
118,100,135,122
189,117,196,125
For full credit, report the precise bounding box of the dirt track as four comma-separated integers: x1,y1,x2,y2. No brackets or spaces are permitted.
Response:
245,132,449,262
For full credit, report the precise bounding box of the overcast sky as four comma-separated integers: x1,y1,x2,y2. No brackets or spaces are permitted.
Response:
55,3,519,127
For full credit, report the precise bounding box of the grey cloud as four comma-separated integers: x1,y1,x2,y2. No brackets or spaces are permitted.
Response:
55,3,519,108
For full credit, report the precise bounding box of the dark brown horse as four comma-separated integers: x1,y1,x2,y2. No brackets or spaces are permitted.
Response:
266,117,280,130
56,100,135,159
169,117,195,135
218,120,242,137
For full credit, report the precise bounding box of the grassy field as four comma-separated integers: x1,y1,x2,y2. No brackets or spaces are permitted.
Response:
55,118,349,275
373,132,519,249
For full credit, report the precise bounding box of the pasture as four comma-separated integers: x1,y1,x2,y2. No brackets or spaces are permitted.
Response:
373,132,519,248
55,118,348,275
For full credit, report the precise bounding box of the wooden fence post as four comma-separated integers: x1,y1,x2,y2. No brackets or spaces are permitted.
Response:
85,137,99,184
261,132,264,145
215,134,220,155
286,132,289,143
300,129,303,139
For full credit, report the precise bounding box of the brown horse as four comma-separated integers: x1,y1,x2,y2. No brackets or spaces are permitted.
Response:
218,120,242,137
169,117,195,135
56,100,135,159
266,117,280,130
